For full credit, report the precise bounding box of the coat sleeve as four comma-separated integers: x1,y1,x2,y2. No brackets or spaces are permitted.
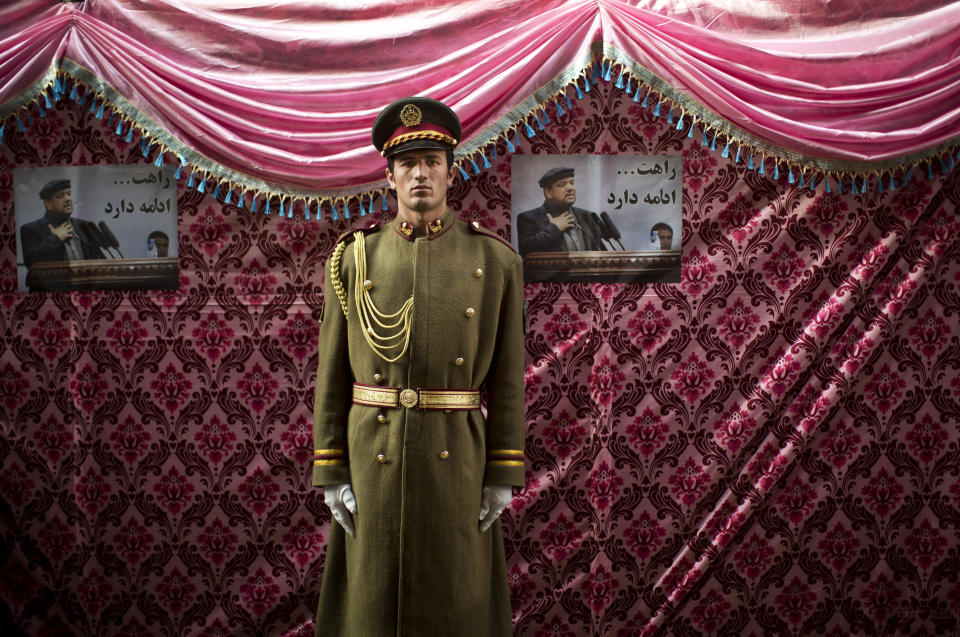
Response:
20,221,64,266
517,210,562,256
482,253,527,487
312,247,353,487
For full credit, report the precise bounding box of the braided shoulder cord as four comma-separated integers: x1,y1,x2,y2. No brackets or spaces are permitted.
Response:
329,239,349,319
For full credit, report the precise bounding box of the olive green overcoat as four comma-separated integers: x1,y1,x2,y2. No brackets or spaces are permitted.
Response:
312,209,526,636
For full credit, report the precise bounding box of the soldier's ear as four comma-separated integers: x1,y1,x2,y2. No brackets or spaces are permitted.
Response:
385,167,397,190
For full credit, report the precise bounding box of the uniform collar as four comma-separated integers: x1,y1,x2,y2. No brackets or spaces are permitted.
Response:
392,208,455,241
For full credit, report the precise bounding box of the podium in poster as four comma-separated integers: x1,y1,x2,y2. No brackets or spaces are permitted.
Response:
25,258,179,292
522,250,681,283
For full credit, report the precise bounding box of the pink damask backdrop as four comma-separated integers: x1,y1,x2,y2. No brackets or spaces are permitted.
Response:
2,81,960,636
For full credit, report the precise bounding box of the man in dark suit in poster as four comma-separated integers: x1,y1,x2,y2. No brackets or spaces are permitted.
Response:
515,166,604,257
20,179,102,267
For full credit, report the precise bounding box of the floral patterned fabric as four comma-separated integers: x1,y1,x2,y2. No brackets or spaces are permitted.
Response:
2,80,959,636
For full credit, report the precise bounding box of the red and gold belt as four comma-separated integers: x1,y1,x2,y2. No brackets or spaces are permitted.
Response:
352,383,480,410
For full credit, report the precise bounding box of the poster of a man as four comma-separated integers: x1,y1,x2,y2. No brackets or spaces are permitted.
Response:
15,165,179,292
511,155,682,283
515,167,604,256
20,179,103,266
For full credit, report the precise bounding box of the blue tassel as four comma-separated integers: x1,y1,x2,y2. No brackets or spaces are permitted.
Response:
304,202,310,220
277,199,284,216
687,123,694,138
78,90,88,106
535,111,545,129
641,91,649,108
250,196,259,213
758,158,765,175
927,162,935,179
735,145,741,163
154,152,163,168
470,159,480,175
565,93,573,110
197,177,206,193
505,135,516,153
710,134,717,151
702,132,709,146
555,99,565,117
238,191,246,210
125,127,133,143
44,92,53,109
16,117,25,132
381,192,389,211
877,177,884,192
798,172,805,188
809,174,815,191
37,104,46,118
175,158,185,179
524,121,535,138
747,155,754,170
187,172,195,188
633,87,641,103
667,108,673,125
948,154,955,171
458,165,470,180
576,82,584,100
491,144,497,160
140,138,148,155
615,71,624,89
482,154,491,169
591,64,601,84
95,103,105,119
0,124,4,140
599,62,608,81
652,100,661,117
721,142,730,158
265,198,272,215
676,114,683,130
837,177,843,194
603,63,613,82
625,78,632,96
904,166,914,185
89,98,97,114
115,119,123,135
225,189,233,205
107,113,113,128
939,156,949,173
341,199,348,219
70,85,78,100
825,177,831,193
773,163,779,180
788,168,795,184
329,201,337,220
289,200,296,218
889,174,896,190
583,76,591,93
364,197,371,215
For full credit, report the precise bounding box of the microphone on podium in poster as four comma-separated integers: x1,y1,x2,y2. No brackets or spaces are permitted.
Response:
85,223,118,259
582,213,608,251
600,212,627,251
588,212,614,250
98,221,126,258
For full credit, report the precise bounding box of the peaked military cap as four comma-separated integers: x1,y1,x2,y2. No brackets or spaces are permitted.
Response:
372,97,462,158
537,167,575,189
39,179,71,200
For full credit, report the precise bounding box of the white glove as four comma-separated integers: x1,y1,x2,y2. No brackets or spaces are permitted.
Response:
324,482,357,538
478,484,512,533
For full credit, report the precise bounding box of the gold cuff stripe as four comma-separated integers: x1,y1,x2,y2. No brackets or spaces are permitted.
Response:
314,449,344,455
488,449,524,456
313,459,346,466
487,460,525,467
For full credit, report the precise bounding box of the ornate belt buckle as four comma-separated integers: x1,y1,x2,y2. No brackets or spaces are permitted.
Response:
399,388,419,409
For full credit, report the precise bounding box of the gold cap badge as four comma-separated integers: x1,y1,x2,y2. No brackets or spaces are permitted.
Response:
400,103,422,127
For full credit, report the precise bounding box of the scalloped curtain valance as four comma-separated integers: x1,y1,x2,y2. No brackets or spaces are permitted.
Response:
2,0,960,203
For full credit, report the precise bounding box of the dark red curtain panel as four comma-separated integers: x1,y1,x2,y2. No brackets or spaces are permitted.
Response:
2,79,959,636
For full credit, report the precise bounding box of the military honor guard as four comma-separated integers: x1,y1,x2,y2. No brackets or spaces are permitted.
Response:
312,97,526,636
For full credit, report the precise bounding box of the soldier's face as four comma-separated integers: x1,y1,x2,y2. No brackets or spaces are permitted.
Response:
386,149,455,215
44,188,73,216
543,177,576,207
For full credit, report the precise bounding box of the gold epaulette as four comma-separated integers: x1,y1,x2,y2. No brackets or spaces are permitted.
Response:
467,220,519,254
330,223,380,319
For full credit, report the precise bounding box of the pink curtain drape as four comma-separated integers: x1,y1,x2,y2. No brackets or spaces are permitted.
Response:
3,0,960,198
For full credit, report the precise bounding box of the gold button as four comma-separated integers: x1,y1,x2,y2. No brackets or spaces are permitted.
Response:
373,373,384,384
474,268,483,278
465,307,475,318
439,450,449,459
364,279,373,291
377,454,386,464
455,357,464,366
377,413,388,424
472,221,480,229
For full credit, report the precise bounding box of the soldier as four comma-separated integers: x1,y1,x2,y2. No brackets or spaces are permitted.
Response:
312,97,526,636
